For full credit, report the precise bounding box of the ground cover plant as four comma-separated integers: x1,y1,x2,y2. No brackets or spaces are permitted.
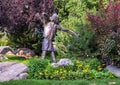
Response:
28,58,117,80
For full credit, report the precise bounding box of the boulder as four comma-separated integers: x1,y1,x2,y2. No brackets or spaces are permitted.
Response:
50,58,74,68
0,62,28,82
106,65,120,77
6,51,15,55
15,48,35,57
57,58,74,66
0,46,14,54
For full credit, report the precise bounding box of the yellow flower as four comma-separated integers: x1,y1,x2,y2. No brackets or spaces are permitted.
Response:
98,67,102,71
60,69,62,71
45,70,48,73
76,60,80,64
97,66,102,71
44,72,48,76
85,65,90,68
50,76,53,79
76,61,82,64
54,70,59,75
60,71,63,74
63,70,66,73
82,69,88,73
78,64,82,68
98,66,101,68
76,61,83,68
39,72,43,75
68,70,72,74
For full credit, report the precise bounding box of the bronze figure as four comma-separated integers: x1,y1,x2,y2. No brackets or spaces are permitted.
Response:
41,12,80,62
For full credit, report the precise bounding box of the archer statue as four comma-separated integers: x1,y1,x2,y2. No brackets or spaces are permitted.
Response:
37,12,80,62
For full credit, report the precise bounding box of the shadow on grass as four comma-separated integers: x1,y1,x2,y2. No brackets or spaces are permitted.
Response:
0,55,30,65
8,56,25,61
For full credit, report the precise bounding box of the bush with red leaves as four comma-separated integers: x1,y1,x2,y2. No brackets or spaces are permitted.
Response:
87,0,120,36
87,0,120,65
0,0,55,54
0,0,54,33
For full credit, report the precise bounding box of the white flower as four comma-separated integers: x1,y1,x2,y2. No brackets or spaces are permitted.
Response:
57,58,74,66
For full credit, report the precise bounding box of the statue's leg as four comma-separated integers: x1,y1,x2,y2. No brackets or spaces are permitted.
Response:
51,51,56,63
41,51,46,59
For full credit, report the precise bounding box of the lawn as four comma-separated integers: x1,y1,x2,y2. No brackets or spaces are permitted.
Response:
0,79,120,85
0,55,31,65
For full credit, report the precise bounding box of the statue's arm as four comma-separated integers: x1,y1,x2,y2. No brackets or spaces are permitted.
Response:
57,25,80,38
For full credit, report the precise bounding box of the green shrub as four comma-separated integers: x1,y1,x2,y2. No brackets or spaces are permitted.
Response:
87,69,116,80
53,0,111,59
54,0,98,59
0,31,8,46
84,58,101,70
28,58,50,79
0,40,8,46
7,27,43,55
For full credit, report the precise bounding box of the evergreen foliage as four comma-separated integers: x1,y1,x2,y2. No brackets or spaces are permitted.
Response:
54,0,98,58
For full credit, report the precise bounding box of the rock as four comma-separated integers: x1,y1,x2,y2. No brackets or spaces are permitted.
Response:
57,58,74,66
0,54,8,60
6,51,15,55
18,73,28,79
106,65,120,77
50,59,74,68
0,62,28,82
0,46,14,54
15,48,35,57
13,73,28,80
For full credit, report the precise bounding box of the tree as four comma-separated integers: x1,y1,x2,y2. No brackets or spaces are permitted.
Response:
54,0,96,58
0,0,54,33
0,0,54,54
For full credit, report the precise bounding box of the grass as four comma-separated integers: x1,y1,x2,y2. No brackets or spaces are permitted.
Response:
0,79,120,85
0,55,56,65
0,55,30,65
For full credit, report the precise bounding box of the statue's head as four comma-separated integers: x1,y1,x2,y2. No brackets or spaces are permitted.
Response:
50,13,59,24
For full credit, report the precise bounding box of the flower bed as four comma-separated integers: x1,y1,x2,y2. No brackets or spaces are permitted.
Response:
28,58,117,80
